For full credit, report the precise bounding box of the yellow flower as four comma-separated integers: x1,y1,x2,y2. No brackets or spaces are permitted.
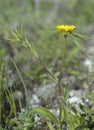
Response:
56,25,76,33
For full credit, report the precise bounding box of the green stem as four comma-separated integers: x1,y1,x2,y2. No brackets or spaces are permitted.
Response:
58,35,67,130
0,58,3,124
58,34,67,96
27,41,58,82
37,57,58,82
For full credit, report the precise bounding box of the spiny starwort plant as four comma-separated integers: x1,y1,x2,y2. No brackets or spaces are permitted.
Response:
8,24,94,130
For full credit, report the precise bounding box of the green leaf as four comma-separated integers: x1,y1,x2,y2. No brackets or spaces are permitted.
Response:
70,34,84,50
47,121,55,130
9,118,17,128
68,70,80,76
59,99,69,123
32,107,59,124
61,82,68,100
72,33,89,41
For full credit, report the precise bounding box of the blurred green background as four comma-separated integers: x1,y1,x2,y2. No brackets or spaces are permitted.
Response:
0,0,94,87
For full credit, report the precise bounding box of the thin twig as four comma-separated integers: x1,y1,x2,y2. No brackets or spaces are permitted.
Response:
27,41,58,82
37,57,58,82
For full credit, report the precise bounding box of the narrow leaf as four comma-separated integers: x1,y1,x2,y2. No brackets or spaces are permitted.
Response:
47,122,55,130
70,34,84,50
61,82,68,100
32,107,59,124
72,33,89,41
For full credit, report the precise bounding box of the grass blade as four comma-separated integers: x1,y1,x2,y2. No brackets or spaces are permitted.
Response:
11,58,29,108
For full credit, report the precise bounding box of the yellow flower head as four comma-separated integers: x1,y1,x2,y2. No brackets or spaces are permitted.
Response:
56,25,76,33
